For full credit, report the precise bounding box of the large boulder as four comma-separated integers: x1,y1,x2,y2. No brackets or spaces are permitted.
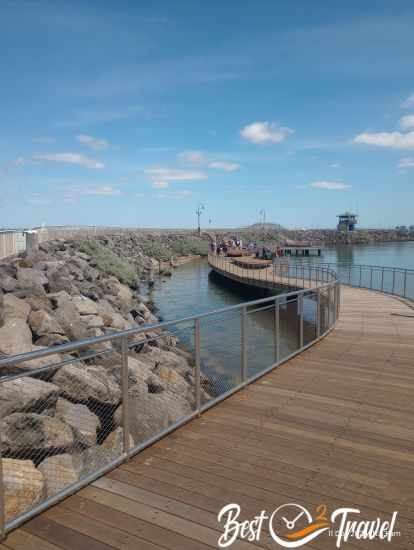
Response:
72,296,98,316
101,427,134,452
139,346,192,378
53,364,121,405
3,459,44,521
2,294,30,321
51,295,87,341
17,268,48,292
0,377,60,417
23,348,64,371
55,398,100,445
114,384,191,444
29,309,64,336
38,453,82,498
1,274,17,293
1,413,74,454
95,299,117,327
0,319,33,356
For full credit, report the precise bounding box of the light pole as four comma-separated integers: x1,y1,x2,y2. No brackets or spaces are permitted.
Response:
196,204,205,235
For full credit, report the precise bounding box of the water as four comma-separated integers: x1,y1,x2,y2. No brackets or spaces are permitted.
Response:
149,259,319,386
148,242,414,385
308,241,414,269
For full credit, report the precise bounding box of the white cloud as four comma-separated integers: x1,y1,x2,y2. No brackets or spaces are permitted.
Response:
353,131,414,150
240,121,294,144
208,161,240,172
26,195,52,205
402,93,414,108
398,157,414,168
33,152,105,169
330,162,341,168
81,185,121,196
308,181,351,190
178,150,205,164
400,115,414,130
145,167,207,188
76,134,109,151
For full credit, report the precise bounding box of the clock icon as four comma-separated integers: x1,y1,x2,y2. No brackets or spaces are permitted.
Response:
269,503,329,548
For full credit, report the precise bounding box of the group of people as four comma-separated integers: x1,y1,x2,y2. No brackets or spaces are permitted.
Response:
210,238,285,260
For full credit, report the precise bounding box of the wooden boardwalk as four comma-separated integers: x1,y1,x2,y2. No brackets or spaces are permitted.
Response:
2,286,414,549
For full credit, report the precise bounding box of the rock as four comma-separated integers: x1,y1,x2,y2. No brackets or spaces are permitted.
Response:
0,377,60,417
96,299,117,326
38,453,82,498
17,268,48,291
72,296,98,316
29,309,64,336
114,384,191,444
83,314,104,329
2,294,31,320
139,347,192,378
55,398,100,445
1,274,17,292
77,252,91,261
34,334,70,347
80,446,118,477
52,298,87,341
101,427,134,452
23,348,64,371
0,319,33,356
53,364,121,405
3,459,44,521
24,294,53,313
1,413,74,454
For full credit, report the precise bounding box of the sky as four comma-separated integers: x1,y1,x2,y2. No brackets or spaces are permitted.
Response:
1,0,414,230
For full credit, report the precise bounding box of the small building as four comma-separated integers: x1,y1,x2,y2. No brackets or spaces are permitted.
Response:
337,212,358,232
279,241,323,257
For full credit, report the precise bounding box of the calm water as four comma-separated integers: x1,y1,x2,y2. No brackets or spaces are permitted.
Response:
148,241,414,386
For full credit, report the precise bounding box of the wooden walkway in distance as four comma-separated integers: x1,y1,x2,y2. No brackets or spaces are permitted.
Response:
3,286,414,549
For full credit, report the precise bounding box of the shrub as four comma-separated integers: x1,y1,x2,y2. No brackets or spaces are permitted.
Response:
78,240,138,288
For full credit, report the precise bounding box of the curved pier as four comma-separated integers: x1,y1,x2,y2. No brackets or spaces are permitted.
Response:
2,261,414,549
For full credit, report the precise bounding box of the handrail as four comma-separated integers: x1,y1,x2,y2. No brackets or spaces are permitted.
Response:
0,262,340,537
287,260,414,300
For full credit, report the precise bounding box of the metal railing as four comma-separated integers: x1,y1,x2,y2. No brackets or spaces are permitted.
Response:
0,264,339,537
209,253,338,289
288,261,414,301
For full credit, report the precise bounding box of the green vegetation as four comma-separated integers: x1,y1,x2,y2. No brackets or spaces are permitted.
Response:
139,236,209,261
79,239,138,287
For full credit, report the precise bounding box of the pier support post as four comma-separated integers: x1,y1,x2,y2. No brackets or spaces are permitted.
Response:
299,294,304,349
241,307,247,382
274,298,280,364
121,336,130,458
195,319,201,414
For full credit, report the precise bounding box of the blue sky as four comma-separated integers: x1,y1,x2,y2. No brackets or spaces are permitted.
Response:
1,0,414,229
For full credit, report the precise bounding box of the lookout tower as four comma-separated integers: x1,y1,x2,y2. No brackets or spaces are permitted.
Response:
337,212,358,232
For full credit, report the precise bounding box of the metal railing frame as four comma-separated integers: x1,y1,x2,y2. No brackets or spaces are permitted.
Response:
286,260,414,300
0,260,340,537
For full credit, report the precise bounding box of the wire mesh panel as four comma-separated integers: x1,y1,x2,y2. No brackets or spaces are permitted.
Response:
198,310,242,401
245,301,277,378
126,322,198,450
303,291,318,346
0,345,123,525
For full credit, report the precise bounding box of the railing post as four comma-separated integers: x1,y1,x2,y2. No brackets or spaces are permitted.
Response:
195,318,201,414
348,267,351,284
316,287,321,338
359,266,362,288
121,336,130,458
403,270,407,298
370,267,373,289
241,306,247,382
274,298,280,364
381,268,384,292
299,293,304,348
392,269,396,294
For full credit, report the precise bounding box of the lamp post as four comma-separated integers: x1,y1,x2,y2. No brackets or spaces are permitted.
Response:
196,204,205,235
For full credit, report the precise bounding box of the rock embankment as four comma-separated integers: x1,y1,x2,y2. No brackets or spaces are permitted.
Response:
0,236,207,522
